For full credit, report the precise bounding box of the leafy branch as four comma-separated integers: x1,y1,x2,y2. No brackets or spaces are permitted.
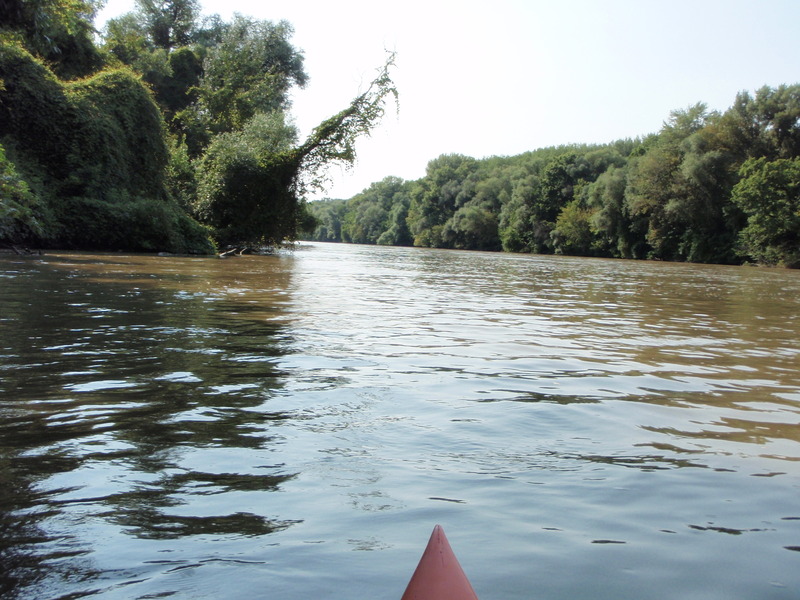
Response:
293,51,398,195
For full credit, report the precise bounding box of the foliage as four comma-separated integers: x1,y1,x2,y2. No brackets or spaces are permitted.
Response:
3,0,799,266
407,154,479,247
0,0,105,78
102,9,307,157
135,0,199,49
56,195,214,252
0,141,46,243
304,199,347,242
732,157,800,267
623,104,745,263
442,204,500,250
377,198,413,246
102,12,202,137
193,111,300,247
164,134,196,210
293,54,397,193
0,40,214,253
584,165,640,258
193,52,397,248
340,176,409,244
303,177,414,246
160,46,201,116
718,85,800,161
66,68,170,199
103,13,150,65
551,199,594,256
195,16,307,136
329,84,800,268
2,0,397,253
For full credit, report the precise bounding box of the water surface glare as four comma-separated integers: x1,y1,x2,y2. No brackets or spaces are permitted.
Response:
1,243,800,599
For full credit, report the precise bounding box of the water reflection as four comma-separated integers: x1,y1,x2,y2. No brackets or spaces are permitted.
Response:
2,246,800,599
0,253,300,596
347,248,800,467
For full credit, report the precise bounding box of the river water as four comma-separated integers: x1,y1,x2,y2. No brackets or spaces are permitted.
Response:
1,243,799,599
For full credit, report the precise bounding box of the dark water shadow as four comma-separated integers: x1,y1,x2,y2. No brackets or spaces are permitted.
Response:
0,253,302,596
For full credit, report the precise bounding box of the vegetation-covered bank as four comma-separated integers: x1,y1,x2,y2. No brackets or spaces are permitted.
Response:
0,0,395,254
2,0,796,265
0,41,213,253
305,86,800,268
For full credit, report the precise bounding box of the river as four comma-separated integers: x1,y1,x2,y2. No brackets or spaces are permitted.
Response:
1,242,799,599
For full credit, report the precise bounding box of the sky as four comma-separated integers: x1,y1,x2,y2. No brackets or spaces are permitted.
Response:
96,0,800,200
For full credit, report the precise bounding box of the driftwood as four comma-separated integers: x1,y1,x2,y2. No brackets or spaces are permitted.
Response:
219,244,295,257
219,247,253,257
2,246,43,256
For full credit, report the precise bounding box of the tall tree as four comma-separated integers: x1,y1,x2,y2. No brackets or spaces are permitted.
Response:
732,157,800,267
135,0,199,49
407,154,478,247
192,54,397,248
195,16,307,136
0,0,104,78
625,103,713,260
584,165,642,258
341,176,409,244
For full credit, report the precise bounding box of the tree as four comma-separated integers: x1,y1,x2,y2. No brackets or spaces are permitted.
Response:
304,199,348,242
551,200,594,256
343,202,387,244
719,85,800,161
522,151,593,253
731,157,800,267
101,11,204,134
625,104,718,261
195,16,307,135
340,176,408,244
291,54,397,194
193,54,397,248
0,142,46,243
0,0,104,78
442,204,500,250
103,13,153,66
407,154,478,247
0,40,214,253
193,111,299,246
377,199,412,246
498,172,540,252
135,0,199,49
584,165,642,258
102,10,305,152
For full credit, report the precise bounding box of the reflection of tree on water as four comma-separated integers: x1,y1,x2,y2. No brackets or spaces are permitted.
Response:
99,470,299,540
0,254,302,596
0,447,97,598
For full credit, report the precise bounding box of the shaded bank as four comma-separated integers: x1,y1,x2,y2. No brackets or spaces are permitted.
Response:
0,42,215,254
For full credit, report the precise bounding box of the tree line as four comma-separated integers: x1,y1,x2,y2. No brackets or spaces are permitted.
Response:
1,0,395,253
305,87,800,268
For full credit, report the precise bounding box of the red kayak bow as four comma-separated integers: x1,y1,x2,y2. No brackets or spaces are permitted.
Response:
401,525,479,600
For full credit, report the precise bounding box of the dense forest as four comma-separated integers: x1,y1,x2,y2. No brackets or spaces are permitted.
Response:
305,88,800,268
1,1,798,266
0,0,395,253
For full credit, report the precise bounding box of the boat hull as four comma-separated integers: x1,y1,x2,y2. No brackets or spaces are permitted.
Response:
401,525,479,600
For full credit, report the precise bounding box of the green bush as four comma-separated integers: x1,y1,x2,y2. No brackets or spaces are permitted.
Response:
0,141,47,244
56,196,215,254
732,157,800,267
0,40,213,253
194,111,300,247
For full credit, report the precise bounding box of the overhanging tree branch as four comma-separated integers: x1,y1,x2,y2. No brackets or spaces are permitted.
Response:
293,51,398,195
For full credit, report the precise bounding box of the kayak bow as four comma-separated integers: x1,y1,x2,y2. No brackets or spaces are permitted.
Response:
401,525,479,600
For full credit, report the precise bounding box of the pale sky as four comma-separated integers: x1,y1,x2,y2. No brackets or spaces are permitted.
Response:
96,0,800,200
